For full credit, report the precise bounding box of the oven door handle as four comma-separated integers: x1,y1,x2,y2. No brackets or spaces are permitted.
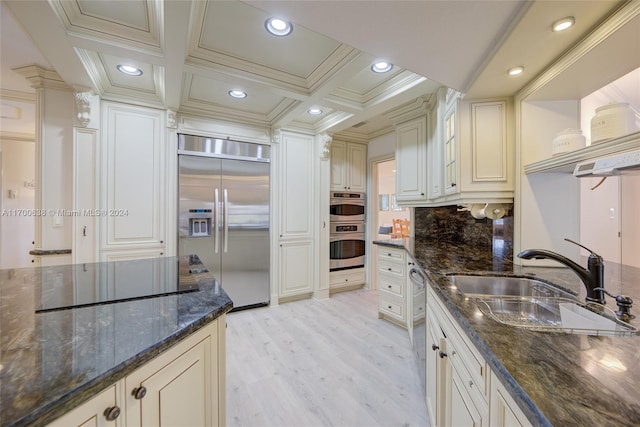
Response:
330,233,365,242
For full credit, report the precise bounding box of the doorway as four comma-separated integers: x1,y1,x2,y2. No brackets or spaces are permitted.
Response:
368,156,411,290
377,159,410,237
0,138,35,268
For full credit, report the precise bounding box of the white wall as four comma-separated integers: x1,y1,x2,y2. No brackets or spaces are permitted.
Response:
0,138,35,268
367,131,395,160
517,100,581,264
578,67,640,267
580,67,640,144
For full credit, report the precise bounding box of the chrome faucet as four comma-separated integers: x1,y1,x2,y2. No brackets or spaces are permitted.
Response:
517,238,606,305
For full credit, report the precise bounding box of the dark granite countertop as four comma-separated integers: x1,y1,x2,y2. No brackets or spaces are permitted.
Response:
375,238,640,426
0,255,233,427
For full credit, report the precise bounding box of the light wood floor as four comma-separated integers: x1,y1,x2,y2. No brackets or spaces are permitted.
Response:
226,288,429,427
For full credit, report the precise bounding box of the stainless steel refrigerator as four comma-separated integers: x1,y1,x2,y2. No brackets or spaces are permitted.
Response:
178,134,270,310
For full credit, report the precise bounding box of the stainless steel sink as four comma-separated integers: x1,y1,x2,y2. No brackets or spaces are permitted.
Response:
448,275,574,299
447,275,638,336
475,296,638,336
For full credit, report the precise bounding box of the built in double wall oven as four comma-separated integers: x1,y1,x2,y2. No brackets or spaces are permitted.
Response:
329,192,365,271
330,191,365,222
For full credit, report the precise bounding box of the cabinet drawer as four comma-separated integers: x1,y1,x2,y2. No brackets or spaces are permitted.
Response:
430,287,488,400
377,247,405,264
450,329,487,400
379,296,406,321
378,261,405,278
330,269,365,287
447,333,488,408
378,273,405,297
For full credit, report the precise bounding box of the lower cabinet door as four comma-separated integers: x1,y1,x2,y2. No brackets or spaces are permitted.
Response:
448,366,484,427
47,384,121,427
126,337,214,427
279,240,313,297
490,371,530,427
425,312,443,426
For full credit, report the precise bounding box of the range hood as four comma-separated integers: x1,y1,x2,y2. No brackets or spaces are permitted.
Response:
574,149,640,177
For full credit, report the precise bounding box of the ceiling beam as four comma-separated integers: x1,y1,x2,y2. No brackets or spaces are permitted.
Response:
4,0,93,91
163,0,192,110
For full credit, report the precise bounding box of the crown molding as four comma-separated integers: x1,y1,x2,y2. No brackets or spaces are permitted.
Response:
384,94,433,125
0,131,35,141
0,90,36,103
12,65,72,91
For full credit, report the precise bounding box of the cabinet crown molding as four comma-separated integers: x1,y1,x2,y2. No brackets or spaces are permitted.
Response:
386,94,435,125
13,65,72,91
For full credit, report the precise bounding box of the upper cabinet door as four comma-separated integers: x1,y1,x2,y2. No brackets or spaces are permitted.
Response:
346,143,367,192
101,102,165,250
442,102,459,195
395,116,428,203
330,141,367,192
278,131,315,239
330,140,348,191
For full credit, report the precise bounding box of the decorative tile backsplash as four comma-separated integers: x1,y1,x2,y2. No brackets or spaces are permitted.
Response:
415,206,513,259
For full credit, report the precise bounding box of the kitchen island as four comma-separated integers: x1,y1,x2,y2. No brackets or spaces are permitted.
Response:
375,237,640,426
0,255,233,426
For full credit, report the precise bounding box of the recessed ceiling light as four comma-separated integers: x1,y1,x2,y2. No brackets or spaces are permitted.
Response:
117,64,143,76
228,90,247,99
508,66,524,76
552,16,575,32
371,61,393,73
265,17,293,36
307,107,323,115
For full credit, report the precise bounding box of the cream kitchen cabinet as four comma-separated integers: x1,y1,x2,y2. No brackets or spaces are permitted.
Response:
395,116,428,204
377,246,408,326
48,316,226,427
100,102,166,259
330,140,367,192
426,285,488,427
47,384,122,427
125,329,219,427
490,370,532,427
425,309,444,426
426,283,534,427
429,88,514,206
329,267,365,293
275,130,317,300
278,239,314,298
377,247,423,342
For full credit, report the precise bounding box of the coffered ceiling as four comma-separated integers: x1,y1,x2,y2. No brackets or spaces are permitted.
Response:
1,0,628,140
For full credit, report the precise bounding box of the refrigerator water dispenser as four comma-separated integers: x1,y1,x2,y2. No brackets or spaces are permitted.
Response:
189,218,211,237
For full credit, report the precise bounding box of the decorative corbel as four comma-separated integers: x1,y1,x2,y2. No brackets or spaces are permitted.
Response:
166,109,177,129
74,91,93,127
271,128,282,144
319,133,332,160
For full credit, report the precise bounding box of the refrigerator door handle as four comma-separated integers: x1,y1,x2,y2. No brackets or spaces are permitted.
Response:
223,188,229,253
214,188,219,254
